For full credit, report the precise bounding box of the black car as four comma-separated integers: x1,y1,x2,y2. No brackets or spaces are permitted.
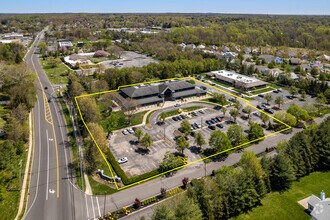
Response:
190,131,196,137
215,117,221,122
264,108,274,114
208,125,216,130
286,95,294,100
172,117,178,121
44,86,48,90
216,123,224,128
273,90,279,93
206,120,211,125
210,119,216,124
214,106,221,111
258,94,264,98
257,105,262,109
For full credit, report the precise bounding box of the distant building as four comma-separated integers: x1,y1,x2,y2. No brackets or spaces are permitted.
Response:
307,191,330,220
207,70,267,90
58,40,73,50
117,80,206,107
290,58,302,65
258,54,275,64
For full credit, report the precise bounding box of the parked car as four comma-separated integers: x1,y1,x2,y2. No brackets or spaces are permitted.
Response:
172,116,178,121
208,125,216,130
258,94,264,98
215,117,221,122
196,123,202,128
273,90,279,93
216,123,224,128
214,106,221,111
264,108,274,114
127,128,134,134
191,131,196,137
199,109,205,114
118,157,128,164
122,130,129,135
257,105,262,109
206,120,211,125
210,119,217,124
200,86,207,90
286,95,294,100
174,103,181,107
253,112,261,117
192,111,198,116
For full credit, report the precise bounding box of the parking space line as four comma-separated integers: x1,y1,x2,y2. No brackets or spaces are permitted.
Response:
96,197,101,217
90,195,96,219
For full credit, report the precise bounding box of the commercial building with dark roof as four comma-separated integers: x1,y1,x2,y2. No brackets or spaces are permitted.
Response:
118,80,206,106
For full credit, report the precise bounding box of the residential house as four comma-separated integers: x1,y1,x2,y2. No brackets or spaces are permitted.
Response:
258,54,275,64
290,58,302,65
307,191,330,220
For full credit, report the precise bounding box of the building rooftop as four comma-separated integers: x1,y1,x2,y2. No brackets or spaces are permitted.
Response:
211,70,260,84
59,41,73,48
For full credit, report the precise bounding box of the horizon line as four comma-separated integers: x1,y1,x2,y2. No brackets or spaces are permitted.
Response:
0,12,329,16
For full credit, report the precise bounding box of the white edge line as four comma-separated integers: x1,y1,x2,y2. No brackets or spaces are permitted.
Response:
96,197,101,218
46,129,49,201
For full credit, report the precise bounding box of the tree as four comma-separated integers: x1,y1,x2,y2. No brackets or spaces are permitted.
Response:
260,113,270,126
287,104,310,121
123,98,138,125
176,136,189,154
134,128,144,142
91,80,109,94
195,132,206,149
229,109,239,122
300,91,306,100
274,111,297,127
105,113,119,137
141,133,153,150
311,67,319,76
38,42,47,56
213,93,227,106
268,153,295,191
227,124,246,146
289,86,299,97
47,57,61,68
87,122,108,153
315,93,327,114
233,101,242,111
180,119,191,137
221,106,227,116
209,130,232,152
240,151,267,197
182,177,189,189
160,151,184,172
264,93,273,105
242,106,252,118
275,96,284,109
247,123,264,141
151,204,175,220
77,97,101,123
173,194,203,220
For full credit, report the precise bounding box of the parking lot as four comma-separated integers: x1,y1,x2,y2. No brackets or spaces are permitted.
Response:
102,51,158,69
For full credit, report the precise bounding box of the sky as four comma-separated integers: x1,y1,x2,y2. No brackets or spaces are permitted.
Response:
0,0,329,15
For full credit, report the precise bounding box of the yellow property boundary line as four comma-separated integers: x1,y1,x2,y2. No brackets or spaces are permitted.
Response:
75,77,291,191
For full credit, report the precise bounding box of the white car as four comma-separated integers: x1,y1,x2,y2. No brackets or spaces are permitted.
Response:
127,128,134,134
174,103,181,107
122,130,129,135
253,112,261,117
118,157,128,164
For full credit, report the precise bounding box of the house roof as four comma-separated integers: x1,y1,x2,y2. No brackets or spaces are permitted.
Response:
308,195,321,207
120,81,195,98
311,199,330,220
258,55,275,64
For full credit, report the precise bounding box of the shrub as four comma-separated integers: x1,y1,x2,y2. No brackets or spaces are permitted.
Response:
133,198,141,209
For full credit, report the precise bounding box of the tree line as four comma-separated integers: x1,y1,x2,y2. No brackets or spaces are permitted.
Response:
152,117,330,220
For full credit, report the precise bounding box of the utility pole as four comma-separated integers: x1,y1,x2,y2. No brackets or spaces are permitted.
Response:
19,159,23,190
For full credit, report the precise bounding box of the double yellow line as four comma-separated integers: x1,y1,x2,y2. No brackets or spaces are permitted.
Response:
30,49,60,198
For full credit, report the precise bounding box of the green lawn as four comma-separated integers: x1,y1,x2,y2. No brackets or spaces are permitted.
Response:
208,78,231,88
100,110,148,131
39,58,70,84
250,87,275,95
146,110,157,124
233,171,330,220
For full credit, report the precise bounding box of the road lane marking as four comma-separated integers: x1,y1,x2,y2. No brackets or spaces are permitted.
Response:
31,49,60,198
96,197,101,217
91,196,96,219
46,129,50,201
22,98,42,219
